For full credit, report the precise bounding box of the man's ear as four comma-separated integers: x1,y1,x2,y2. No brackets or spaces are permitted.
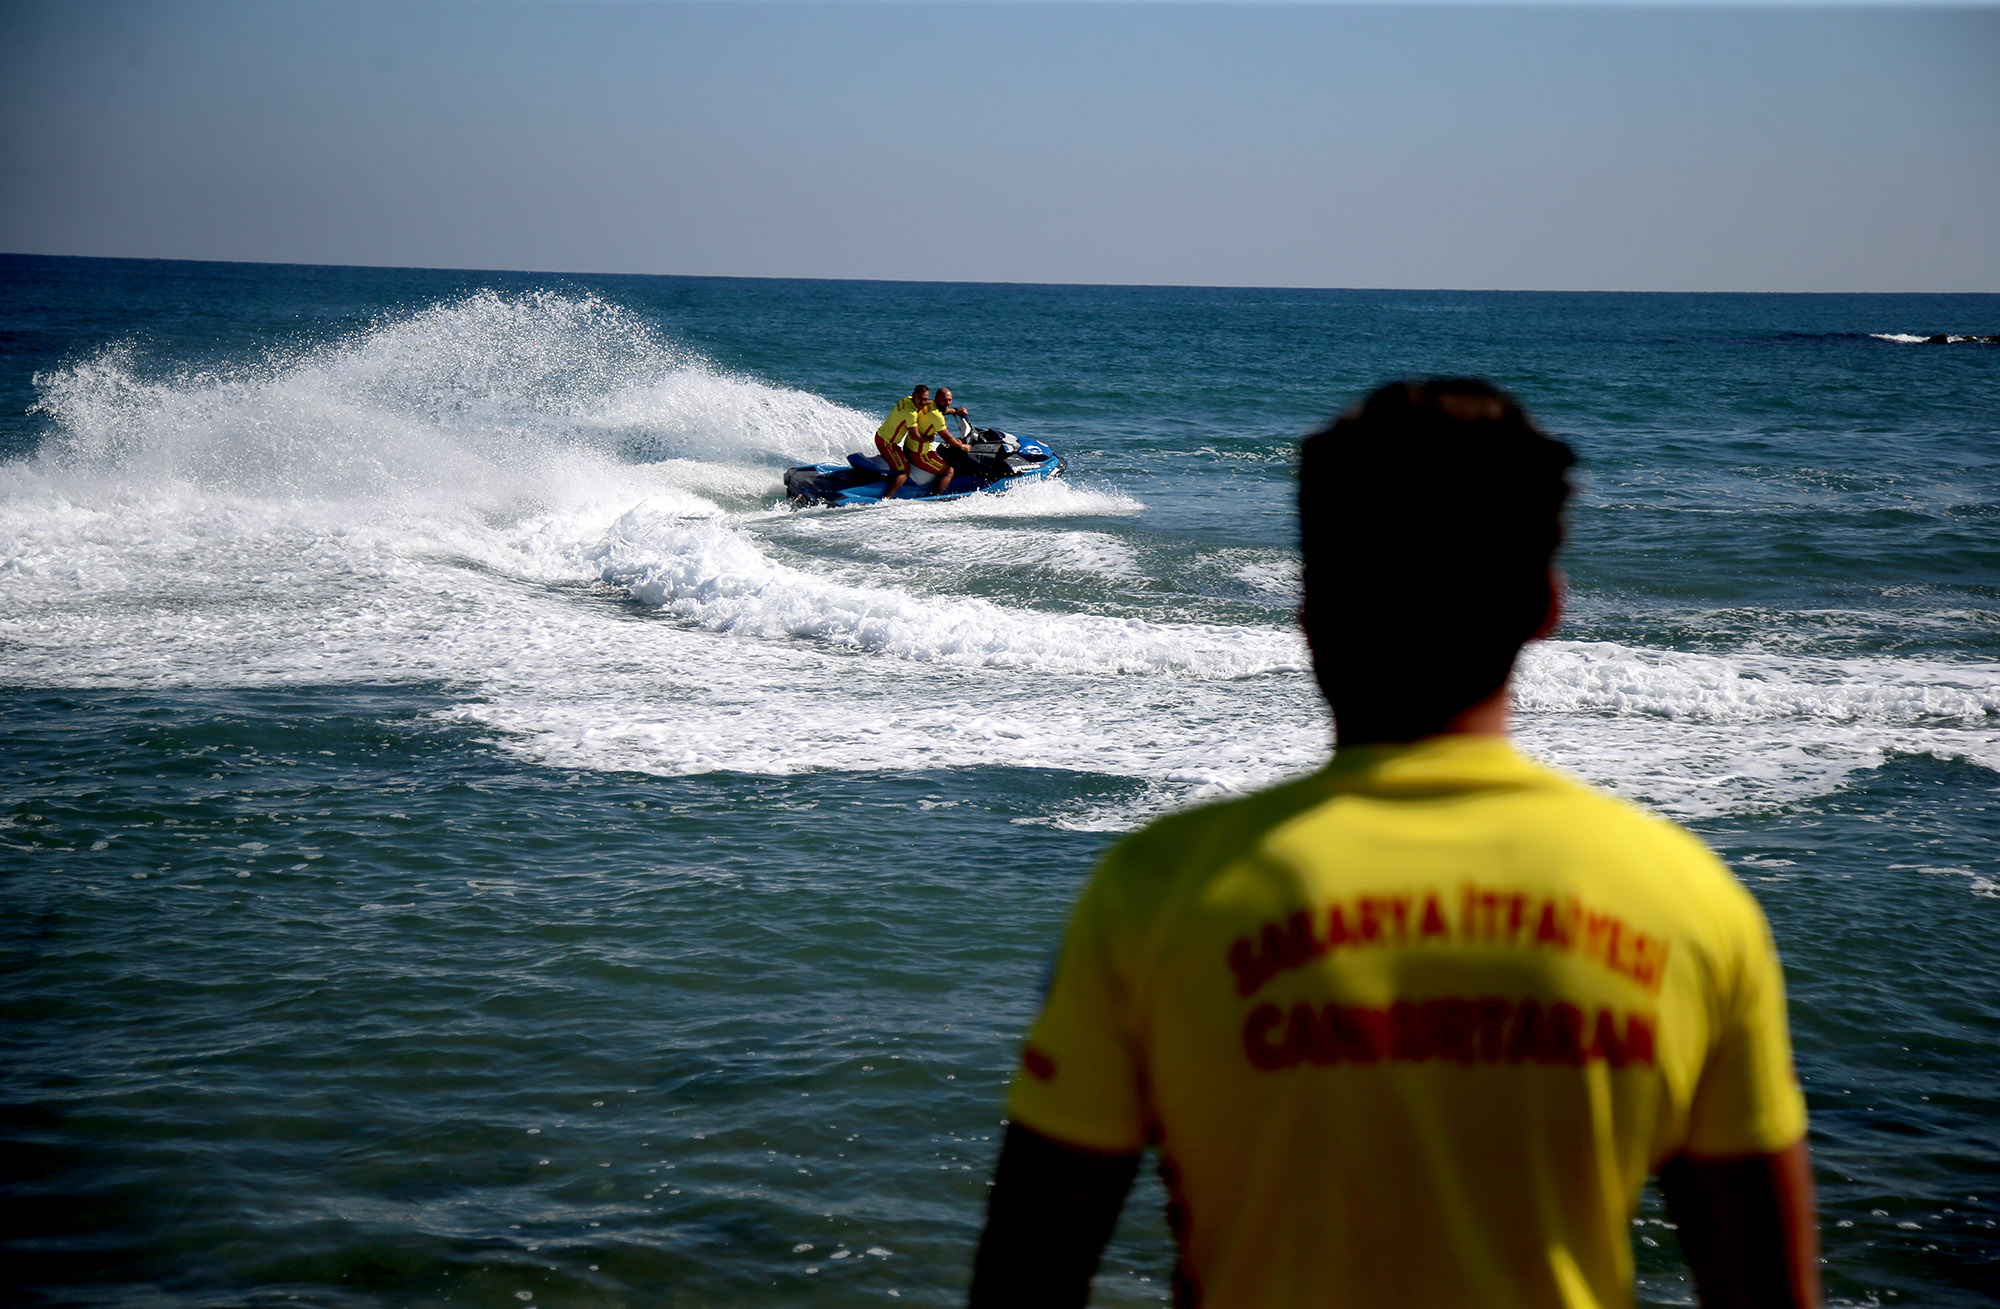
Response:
1534,569,1564,641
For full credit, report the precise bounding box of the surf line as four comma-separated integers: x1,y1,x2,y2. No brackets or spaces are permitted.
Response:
1227,883,1671,999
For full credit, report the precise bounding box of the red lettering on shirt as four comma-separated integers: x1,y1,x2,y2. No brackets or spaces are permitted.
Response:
1228,936,1265,997
1474,997,1513,1062
1022,1046,1058,1081
1625,1013,1657,1066
1225,885,1670,997
1391,1001,1427,1061
1423,997,1479,1064
1324,1004,1379,1063
1546,1002,1587,1066
1285,909,1321,968
1243,999,1661,1073
1260,922,1288,974
1243,1004,1289,1070
1506,1000,1544,1063
1590,1008,1627,1068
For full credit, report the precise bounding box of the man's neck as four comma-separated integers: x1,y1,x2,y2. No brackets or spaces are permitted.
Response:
1332,683,1512,750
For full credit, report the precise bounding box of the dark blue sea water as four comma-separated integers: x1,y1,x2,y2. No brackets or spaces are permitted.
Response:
2,253,1997,1307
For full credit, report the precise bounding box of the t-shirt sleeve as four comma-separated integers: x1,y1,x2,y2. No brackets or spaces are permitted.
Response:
1683,888,1809,1157
1005,865,1150,1154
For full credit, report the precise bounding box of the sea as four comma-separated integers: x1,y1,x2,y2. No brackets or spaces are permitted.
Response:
2,252,1995,1308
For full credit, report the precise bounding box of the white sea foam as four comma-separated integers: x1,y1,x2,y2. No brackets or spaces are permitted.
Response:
590,505,1296,677
1228,553,1301,598
4,291,1995,830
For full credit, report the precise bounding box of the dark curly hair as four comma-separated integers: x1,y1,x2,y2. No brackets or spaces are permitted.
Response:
1298,380,1576,742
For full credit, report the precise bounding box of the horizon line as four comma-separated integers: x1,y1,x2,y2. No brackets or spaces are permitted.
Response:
7,251,1999,298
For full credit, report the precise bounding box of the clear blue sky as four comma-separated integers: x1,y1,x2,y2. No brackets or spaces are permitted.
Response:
3,0,1996,290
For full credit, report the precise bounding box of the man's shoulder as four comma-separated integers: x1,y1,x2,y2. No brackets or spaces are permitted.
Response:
1092,745,1747,920
1443,749,1749,898
1093,773,1339,901
1498,755,1714,845
1437,752,1768,942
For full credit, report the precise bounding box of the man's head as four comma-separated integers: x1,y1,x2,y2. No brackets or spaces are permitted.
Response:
934,387,954,411
1298,380,1575,743
912,384,930,406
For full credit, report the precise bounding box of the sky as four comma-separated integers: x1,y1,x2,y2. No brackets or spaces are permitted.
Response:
1,0,1997,291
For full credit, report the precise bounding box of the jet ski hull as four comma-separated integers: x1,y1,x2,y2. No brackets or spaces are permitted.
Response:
783,433,1064,508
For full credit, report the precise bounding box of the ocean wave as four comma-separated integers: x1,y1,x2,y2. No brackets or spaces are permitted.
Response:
1868,332,1999,345
17,290,870,512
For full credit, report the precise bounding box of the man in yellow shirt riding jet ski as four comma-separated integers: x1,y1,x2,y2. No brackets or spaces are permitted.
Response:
876,384,977,500
873,384,929,502
970,380,1820,1309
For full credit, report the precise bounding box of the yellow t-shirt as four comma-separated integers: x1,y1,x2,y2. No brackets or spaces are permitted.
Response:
1008,735,1805,1309
899,404,953,474
906,402,950,453
875,397,920,448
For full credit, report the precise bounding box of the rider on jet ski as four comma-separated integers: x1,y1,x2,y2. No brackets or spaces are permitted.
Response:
876,384,978,499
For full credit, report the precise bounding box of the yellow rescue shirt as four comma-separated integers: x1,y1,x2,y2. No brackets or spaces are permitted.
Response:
901,404,952,473
905,402,950,453
1008,735,1806,1309
875,397,921,448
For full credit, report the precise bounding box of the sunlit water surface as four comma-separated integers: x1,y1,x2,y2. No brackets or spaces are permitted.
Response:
3,256,1996,1306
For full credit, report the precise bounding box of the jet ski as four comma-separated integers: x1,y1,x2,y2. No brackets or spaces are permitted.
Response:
783,427,1065,508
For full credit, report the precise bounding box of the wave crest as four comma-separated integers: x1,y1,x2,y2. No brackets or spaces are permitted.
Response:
21,290,871,510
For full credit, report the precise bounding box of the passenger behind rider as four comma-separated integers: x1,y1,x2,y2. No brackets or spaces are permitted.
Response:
874,384,980,500
874,385,929,502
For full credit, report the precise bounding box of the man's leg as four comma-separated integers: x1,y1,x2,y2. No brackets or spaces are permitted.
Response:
876,435,909,500
917,451,954,496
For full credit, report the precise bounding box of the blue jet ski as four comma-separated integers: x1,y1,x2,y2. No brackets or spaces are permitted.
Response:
784,428,1064,508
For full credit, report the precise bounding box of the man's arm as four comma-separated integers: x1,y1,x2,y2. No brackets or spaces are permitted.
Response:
1657,1137,1821,1309
969,1122,1140,1308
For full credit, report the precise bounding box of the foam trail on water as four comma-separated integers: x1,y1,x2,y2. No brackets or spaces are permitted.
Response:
591,506,1295,678
1519,641,1997,727
22,290,870,507
1869,332,1993,345
5,289,1996,831
1515,641,1999,820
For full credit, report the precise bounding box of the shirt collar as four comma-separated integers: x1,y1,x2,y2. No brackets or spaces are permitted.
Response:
1319,735,1543,796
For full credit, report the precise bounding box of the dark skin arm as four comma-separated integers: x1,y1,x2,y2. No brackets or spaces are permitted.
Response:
1658,1137,1822,1309
968,1122,1139,1309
